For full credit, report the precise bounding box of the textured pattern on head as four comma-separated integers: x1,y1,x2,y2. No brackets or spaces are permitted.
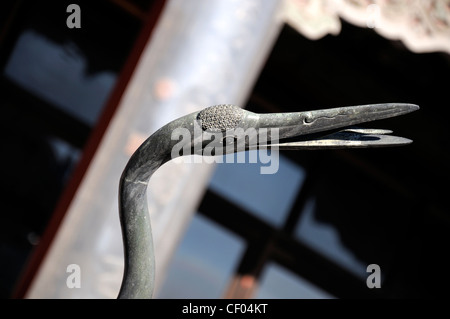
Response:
197,104,244,132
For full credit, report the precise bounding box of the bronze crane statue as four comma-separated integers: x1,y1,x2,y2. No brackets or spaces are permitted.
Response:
117,103,419,298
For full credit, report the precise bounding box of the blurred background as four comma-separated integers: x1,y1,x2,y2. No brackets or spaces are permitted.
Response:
1,0,449,299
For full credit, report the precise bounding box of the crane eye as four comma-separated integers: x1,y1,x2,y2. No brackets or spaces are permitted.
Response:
303,115,314,124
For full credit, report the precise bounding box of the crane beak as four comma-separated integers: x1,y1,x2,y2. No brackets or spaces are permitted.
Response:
253,103,419,150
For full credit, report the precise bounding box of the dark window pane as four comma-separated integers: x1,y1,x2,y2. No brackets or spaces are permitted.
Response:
255,262,333,299
156,214,245,298
209,152,305,226
295,197,367,279
4,30,116,126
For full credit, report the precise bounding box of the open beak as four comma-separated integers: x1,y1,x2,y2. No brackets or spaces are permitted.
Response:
254,103,419,150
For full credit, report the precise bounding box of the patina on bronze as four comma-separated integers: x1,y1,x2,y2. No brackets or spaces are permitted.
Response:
117,103,419,298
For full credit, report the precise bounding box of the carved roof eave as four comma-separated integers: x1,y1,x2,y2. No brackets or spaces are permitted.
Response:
282,0,450,54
